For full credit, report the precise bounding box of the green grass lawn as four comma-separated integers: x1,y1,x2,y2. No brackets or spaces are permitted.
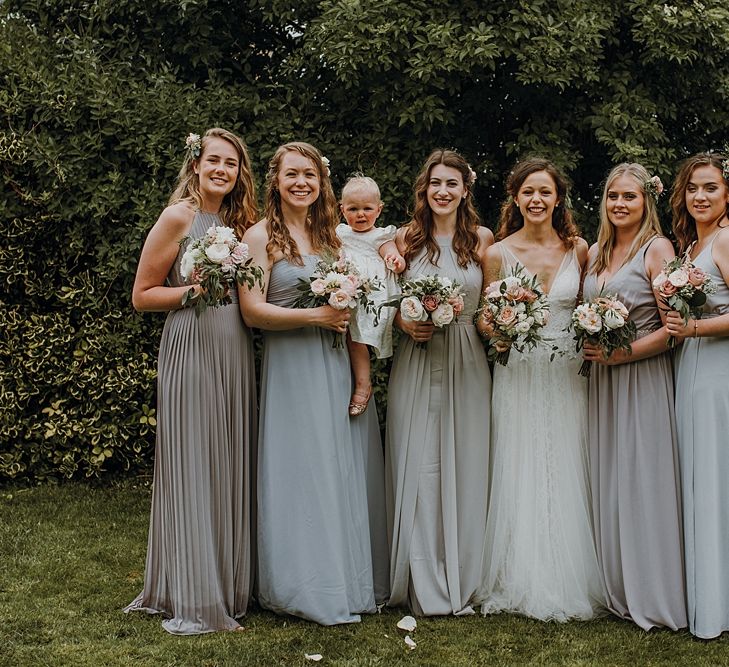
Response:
1,483,727,666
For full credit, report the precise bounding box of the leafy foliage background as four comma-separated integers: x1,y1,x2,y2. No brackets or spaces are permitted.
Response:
2,0,728,481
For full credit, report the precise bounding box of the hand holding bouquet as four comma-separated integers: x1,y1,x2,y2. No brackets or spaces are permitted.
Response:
477,266,551,366
653,254,717,347
383,275,464,348
294,251,381,348
570,295,636,377
180,225,263,316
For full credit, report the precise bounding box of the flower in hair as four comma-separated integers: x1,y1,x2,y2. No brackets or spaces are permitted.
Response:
644,175,664,201
467,166,477,186
722,146,729,181
185,133,202,159
321,156,331,177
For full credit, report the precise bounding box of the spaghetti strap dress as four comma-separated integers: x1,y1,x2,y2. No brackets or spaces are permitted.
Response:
584,237,686,631
674,230,729,638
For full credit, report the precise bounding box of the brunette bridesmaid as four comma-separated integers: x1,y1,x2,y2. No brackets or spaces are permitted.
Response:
386,149,493,616
668,152,729,639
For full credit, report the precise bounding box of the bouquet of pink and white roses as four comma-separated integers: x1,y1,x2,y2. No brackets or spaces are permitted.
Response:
652,254,718,347
477,266,551,366
180,225,263,316
294,252,381,348
384,275,464,348
570,294,636,377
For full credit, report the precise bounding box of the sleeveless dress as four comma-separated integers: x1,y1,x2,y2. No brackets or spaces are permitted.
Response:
584,237,687,631
124,211,256,634
256,255,386,624
675,230,729,639
480,243,604,621
386,237,491,616
336,224,399,358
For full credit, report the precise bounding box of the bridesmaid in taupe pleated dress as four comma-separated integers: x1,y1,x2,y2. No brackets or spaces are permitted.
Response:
125,129,258,634
582,163,687,631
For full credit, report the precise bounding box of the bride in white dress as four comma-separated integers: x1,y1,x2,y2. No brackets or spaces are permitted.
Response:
478,158,605,621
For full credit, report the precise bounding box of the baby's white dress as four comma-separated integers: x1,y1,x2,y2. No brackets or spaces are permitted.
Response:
336,223,399,358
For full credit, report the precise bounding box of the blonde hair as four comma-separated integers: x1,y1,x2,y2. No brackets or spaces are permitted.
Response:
341,174,381,202
403,149,481,268
263,142,340,264
591,163,664,275
168,127,257,239
671,152,729,253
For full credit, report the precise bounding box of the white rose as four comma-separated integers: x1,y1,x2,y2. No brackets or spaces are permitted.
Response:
532,309,546,325
603,309,625,330
502,276,521,290
668,268,689,288
328,289,352,310
431,303,454,327
400,296,427,322
180,249,196,280
576,306,602,334
440,277,453,288
514,320,531,334
212,225,236,244
205,243,230,263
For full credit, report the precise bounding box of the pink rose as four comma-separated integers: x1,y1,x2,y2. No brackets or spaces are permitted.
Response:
231,243,249,264
496,305,518,327
688,266,707,288
504,284,526,301
519,289,537,303
448,294,465,315
660,281,678,297
422,294,439,312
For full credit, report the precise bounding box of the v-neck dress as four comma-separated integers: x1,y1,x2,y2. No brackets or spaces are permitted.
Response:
584,237,687,631
674,229,729,638
479,243,605,621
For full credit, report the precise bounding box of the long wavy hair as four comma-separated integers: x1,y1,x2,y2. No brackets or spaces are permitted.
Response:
168,127,257,239
496,157,579,248
591,163,664,275
403,149,481,268
263,142,340,263
670,152,729,253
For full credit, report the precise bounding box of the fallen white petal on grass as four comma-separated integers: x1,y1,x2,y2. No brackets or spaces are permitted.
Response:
404,635,417,650
304,654,323,662
396,615,417,632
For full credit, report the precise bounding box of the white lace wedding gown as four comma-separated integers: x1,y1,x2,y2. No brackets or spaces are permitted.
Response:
479,244,605,621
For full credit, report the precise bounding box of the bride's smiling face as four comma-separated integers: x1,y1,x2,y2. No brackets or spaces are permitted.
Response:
516,171,559,226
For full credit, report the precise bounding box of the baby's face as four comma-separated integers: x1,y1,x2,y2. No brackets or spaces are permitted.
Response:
340,189,383,233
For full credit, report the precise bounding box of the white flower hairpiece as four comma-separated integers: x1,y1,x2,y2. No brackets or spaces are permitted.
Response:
321,155,331,177
644,175,664,201
185,133,202,159
467,166,477,186
722,146,729,181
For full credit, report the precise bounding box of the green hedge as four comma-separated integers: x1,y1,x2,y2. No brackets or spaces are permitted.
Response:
2,0,729,481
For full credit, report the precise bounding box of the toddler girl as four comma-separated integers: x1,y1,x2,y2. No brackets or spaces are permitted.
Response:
336,175,405,415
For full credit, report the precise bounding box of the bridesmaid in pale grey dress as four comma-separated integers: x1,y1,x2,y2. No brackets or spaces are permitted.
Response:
582,163,687,630
125,129,258,634
667,152,729,638
239,142,383,624
386,149,493,615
